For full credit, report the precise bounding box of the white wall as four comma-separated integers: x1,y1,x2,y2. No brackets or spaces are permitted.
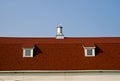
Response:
0,72,120,81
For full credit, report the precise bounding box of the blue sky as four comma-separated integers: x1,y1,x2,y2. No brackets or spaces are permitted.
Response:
0,0,120,37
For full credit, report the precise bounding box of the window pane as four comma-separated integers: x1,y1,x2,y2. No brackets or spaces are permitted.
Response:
25,49,31,56
87,49,92,55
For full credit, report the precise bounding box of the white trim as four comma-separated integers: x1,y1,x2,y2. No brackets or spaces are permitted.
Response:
84,47,96,57
0,70,120,73
23,48,34,57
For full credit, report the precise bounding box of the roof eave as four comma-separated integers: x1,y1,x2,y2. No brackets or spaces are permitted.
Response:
0,70,120,73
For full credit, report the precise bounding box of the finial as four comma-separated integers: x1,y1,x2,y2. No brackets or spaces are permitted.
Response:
57,23,62,28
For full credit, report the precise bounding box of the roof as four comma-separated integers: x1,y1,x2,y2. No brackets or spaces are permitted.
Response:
0,37,120,71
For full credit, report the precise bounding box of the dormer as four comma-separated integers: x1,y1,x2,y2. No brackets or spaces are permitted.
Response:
23,48,34,57
84,47,96,57
22,44,34,58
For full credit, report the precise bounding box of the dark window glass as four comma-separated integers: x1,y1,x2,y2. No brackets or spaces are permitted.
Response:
25,49,31,56
87,49,92,55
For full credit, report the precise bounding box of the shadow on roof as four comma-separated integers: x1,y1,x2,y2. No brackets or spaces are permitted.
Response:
33,44,42,57
95,45,103,56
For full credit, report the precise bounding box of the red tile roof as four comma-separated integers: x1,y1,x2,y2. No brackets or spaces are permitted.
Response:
0,37,120,71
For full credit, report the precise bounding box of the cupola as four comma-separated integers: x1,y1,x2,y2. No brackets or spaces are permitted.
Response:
56,24,64,39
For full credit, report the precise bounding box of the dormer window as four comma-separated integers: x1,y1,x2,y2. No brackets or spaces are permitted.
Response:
23,48,34,57
84,47,96,57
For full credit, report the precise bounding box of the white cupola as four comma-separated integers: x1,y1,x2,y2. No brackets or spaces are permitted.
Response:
56,24,64,39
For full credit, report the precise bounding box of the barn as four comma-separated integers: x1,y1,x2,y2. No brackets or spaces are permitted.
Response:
0,25,120,81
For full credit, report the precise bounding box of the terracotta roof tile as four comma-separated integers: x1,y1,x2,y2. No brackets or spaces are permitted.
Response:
0,37,120,70
22,43,35,48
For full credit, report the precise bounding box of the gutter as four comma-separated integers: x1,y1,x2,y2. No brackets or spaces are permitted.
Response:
0,70,120,73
